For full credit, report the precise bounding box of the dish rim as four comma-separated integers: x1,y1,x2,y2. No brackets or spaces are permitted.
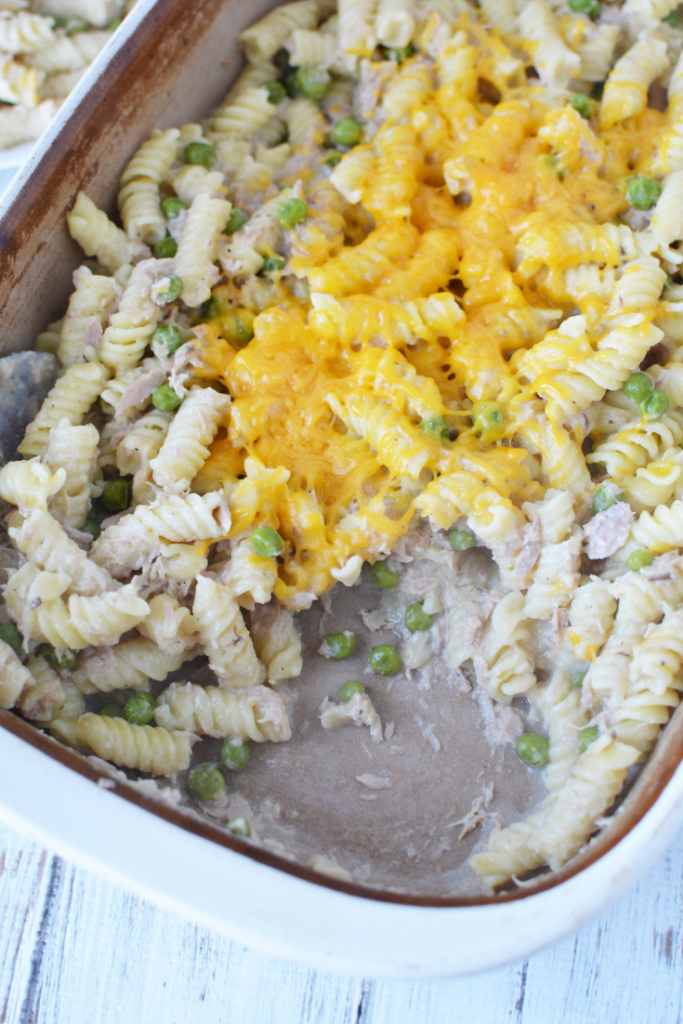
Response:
1,0,683,972
3,699,683,907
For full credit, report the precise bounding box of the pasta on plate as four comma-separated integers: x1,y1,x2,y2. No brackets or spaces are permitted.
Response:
3,0,683,892
0,0,137,152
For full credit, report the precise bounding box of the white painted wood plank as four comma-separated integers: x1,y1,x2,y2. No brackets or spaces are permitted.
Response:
2,819,683,1024
0,826,56,1024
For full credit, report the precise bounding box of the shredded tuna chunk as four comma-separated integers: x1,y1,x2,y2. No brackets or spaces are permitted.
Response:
514,517,541,584
116,367,165,415
319,691,383,742
584,502,635,559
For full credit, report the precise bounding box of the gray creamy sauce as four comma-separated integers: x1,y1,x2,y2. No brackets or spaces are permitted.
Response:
167,550,547,897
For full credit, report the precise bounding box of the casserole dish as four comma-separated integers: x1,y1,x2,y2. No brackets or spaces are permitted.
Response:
2,0,683,977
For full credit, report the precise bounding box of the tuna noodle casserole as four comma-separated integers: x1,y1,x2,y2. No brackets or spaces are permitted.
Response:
2,0,683,893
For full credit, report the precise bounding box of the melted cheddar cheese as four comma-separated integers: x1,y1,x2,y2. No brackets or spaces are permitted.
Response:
188,12,675,607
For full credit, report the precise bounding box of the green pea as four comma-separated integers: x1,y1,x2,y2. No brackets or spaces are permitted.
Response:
640,389,669,420
154,273,183,303
81,518,101,541
383,43,414,63
101,478,130,512
123,691,155,726
184,141,217,169
0,622,22,655
42,644,77,670
338,680,364,702
578,726,599,754
592,484,623,514
321,150,342,166
152,383,183,412
567,0,600,17
226,816,251,837
251,525,284,558
295,67,331,100
106,16,122,30
369,643,400,675
89,497,104,520
220,738,250,771
515,733,549,768
154,324,184,355
626,176,662,211
367,560,400,589
627,549,654,571
100,703,125,718
623,372,653,404
471,401,506,444
64,15,88,35
225,208,246,234
420,416,450,444
263,254,286,273
323,631,356,659
153,236,178,259
332,117,363,148
573,666,588,689
404,602,434,633
265,80,287,104
277,197,308,229
216,308,255,349
568,93,594,119
448,526,476,551
189,763,225,801
283,67,299,97
162,197,188,220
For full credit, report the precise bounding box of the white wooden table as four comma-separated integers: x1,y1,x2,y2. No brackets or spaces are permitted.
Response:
1,166,682,1024
1,816,682,1023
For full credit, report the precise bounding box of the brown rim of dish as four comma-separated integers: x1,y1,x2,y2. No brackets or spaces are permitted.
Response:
3,702,683,905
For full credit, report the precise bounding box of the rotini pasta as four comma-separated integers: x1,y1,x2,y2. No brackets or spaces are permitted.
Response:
90,490,231,577
57,266,120,368
71,636,199,694
0,458,65,514
600,37,669,129
51,714,195,775
67,192,147,274
174,194,232,307
118,128,180,245
250,600,303,681
43,420,99,529
192,576,265,688
149,385,230,493
100,259,169,369
239,0,323,62
115,408,173,504
154,682,291,741
18,361,108,457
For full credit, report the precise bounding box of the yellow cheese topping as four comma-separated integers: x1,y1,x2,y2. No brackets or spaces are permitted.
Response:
188,12,672,607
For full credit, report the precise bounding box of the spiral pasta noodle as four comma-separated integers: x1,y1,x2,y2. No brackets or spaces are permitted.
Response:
155,682,291,741
51,715,196,775
18,362,109,457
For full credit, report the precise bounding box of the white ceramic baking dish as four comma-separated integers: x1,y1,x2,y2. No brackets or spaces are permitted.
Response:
2,0,683,977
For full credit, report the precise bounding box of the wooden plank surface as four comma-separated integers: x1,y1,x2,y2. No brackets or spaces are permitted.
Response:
1,818,682,1024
